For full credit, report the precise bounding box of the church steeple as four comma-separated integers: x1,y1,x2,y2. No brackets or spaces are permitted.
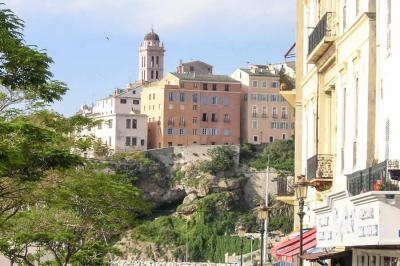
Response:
138,29,165,82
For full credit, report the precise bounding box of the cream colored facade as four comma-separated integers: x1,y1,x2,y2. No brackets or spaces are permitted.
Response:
290,0,400,264
231,65,295,144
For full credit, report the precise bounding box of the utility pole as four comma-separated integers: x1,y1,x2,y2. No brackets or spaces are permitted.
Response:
263,155,270,264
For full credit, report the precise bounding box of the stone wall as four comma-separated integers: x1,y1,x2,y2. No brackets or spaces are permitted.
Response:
146,145,240,169
111,261,235,266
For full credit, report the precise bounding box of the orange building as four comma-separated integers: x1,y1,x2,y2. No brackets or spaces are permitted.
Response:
141,73,241,148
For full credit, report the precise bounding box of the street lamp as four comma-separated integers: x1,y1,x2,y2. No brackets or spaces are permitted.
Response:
257,205,268,266
247,235,255,266
294,176,308,266
237,225,246,266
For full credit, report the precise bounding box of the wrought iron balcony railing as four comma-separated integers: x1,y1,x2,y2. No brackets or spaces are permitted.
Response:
307,154,334,181
277,176,294,197
347,160,400,197
308,12,336,62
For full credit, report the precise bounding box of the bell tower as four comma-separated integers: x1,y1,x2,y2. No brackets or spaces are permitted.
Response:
138,29,165,82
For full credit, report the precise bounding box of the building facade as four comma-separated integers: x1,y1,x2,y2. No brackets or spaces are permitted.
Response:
138,29,165,82
176,60,213,75
231,64,295,144
141,73,241,149
288,0,400,264
77,84,148,157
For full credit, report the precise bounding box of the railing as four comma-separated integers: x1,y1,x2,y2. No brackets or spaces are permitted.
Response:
272,114,278,119
308,12,335,55
167,121,174,126
282,114,288,119
277,176,295,197
223,118,231,123
252,113,257,118
307,154,334,180
347,160,400,196
262,113,268,118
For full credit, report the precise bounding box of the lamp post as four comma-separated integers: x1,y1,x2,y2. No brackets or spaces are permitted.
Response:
247,235,254,266
258,205,268,266
237,225,246,266
294,176,308,266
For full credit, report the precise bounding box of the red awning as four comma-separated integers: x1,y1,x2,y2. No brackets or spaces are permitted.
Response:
272,228,317,263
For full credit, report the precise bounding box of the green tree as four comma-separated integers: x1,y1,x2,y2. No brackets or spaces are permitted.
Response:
0,4,67,116
0,169,152,265
201,146,236,174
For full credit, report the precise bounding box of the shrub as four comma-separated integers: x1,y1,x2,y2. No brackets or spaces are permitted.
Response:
200,146,236,174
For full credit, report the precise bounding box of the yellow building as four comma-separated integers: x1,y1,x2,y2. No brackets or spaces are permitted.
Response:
282,0,400,265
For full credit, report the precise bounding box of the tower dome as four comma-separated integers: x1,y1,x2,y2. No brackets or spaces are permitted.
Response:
144,29,160,42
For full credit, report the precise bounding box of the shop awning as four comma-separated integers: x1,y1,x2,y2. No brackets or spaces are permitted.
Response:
301,250,351,261
272,228,317,263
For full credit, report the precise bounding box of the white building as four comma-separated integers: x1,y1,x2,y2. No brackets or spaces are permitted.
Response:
77,83,148,157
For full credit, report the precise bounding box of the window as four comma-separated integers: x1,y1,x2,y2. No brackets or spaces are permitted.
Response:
201,96,208,105
180,92,185,102
252,80,258,87
203,83,208,90
120,99,127,104
126,119,131,128
193,129,198,135
192,93,198,103
224,129,230,136
262,81,267,88
179,128,185,135
193,105,198,111
253,135,258,142
141,139,145,146
168,142,173,147
272,107,277,118
211,113,217,122
223,96,229,106
212,84,217,91
210,128,217,135
262,106,267,117
252,106,257,117
167,128,173,135
192,117,197,124
282,107,288,119
282,134,286,140
132,137,137,146
156,71,159,79
132,90,136,94
202,113,208,122
133,99,139,105
132,119,137,129
108,119,113,128
125,136,131,146
212,96,218,105
224,113,230,123
252,120,258,129
151,56,154,67
272,82,278,88
224,84,229,91
179,116,185,126
387,0,392,53
343,0,347,30
190,66,195,72
151,70,154,79
269,136,274,143
156,56,159,65
168,92,174,101
202,128,207,135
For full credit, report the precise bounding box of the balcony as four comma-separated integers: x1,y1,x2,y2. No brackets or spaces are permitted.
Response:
307,154,334,191
279,83,295,107
252,113,257,118
276,176,295,205
223,118,231,123
347,159,400,197
307,12,336,64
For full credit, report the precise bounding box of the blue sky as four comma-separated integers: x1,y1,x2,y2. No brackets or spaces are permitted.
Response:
5,0,295,116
